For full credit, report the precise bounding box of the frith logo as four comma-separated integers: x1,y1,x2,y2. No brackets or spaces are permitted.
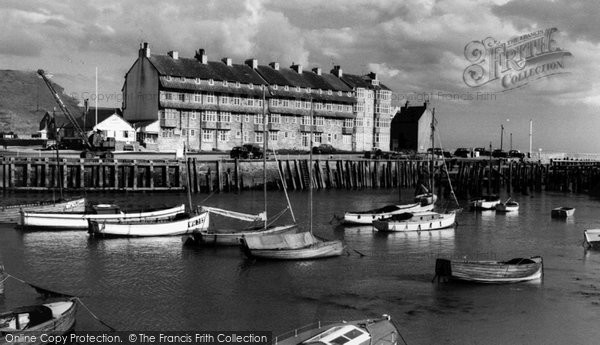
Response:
463,28,572,90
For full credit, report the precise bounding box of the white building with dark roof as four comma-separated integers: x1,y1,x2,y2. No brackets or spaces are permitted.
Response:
122,42,392,152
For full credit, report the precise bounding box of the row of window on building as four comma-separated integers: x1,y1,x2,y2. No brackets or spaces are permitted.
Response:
159,110,390,128
160,91,392,114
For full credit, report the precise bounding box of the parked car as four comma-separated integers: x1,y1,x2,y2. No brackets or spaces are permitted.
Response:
492,149,508,158
312,144,336,154
427,148,452,158
508,149,525,159
454,148,470,158
230,144,264,159
474,147,490,156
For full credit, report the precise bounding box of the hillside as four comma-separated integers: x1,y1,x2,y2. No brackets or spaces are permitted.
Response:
0,70,81,136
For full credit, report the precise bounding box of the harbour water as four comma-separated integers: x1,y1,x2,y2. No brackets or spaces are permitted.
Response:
1,189,600,344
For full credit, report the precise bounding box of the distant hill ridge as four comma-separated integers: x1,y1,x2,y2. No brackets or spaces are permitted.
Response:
0,69,81,136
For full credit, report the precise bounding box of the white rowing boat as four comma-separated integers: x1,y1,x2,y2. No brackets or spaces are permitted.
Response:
20,204,186,230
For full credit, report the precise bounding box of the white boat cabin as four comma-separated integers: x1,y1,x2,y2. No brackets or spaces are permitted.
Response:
303,325,370,345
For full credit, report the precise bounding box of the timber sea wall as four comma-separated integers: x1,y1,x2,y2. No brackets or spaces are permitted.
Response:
0,156,599,196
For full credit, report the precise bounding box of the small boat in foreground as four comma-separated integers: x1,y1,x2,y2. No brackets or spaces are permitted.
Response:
470,195,501,210
372,211,456,232
584,229,600,249
88,210,209,237
0,298,77,344
20,204,186,230
551,207,575,218
241,232,344,260
496,199,519,212
273,314,402,345
0,197,86,224
435,256,543,283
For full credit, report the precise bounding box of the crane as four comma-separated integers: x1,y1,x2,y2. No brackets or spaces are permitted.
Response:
37,69,112,158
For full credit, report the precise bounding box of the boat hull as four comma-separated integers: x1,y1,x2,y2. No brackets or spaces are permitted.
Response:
584,229,600,249
551,207,575,218
195,224,298,246
89,212,209,237
21,204,186,230
471,199,501,210
274,316,400,345
373,212,456,232
244,240,345,260
0,299,77,345
436,257,543,283
495,202,519,212
342,202,434,225
0,197,86,224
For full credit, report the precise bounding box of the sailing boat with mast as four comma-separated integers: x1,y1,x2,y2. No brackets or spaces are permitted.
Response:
240,96,345,259
190,87,297,246
470,142,500,210
373,108,458,232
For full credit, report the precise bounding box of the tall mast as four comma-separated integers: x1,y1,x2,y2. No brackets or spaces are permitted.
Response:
262,87,268,230
430,108,435,194
183,143,193,212
309,98,314,235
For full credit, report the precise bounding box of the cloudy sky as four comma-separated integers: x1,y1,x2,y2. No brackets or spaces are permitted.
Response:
1,0,598,152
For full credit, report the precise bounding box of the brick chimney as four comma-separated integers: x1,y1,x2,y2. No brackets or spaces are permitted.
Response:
139,42,151,58
195,49,208,64
222,57,232,66
291,63,303,74
269,62,279,70
245,58,258,69
331,65,343,77
312,67,322,76
168,51,179,60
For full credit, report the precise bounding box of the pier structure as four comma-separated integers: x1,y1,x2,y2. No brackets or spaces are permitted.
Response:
0,157,598,196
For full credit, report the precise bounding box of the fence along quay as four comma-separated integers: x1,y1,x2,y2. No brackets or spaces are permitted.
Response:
0,156,599,195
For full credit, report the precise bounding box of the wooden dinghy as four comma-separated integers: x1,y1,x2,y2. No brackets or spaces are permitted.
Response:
584,229,600,249
20,204,186,230
273,315,403,345
496,199,519,212
551,207,575,218
241,232,344,260
88,210,209,237
435,256,543,283
0,197,86,224
470,195,501,210
341,201,435,225
372,211,456,232
0,298,77,345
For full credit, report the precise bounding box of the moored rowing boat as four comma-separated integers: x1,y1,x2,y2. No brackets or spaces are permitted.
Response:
20,204,186,230
435,256,543,283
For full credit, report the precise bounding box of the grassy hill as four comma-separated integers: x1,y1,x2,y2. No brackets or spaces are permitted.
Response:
0,70,81,136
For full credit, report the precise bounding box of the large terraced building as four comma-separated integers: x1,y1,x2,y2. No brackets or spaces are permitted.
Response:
122,43,392,152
